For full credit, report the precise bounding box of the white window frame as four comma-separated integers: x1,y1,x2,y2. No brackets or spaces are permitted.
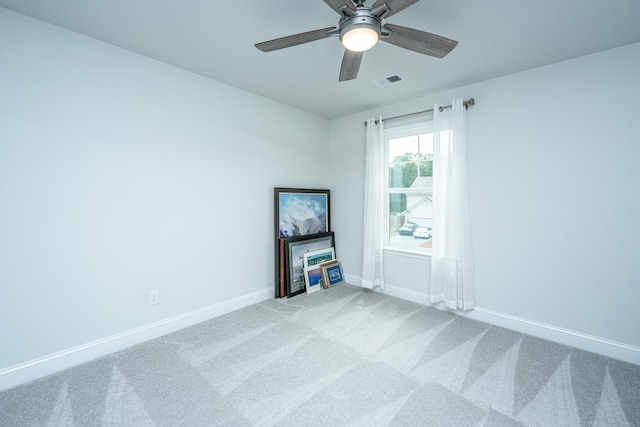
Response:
383,120,435,255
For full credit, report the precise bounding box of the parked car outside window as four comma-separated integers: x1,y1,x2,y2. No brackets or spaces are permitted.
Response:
413,227,432,239
398,222,418,235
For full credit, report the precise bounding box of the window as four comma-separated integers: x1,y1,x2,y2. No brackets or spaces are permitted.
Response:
384,122,434,253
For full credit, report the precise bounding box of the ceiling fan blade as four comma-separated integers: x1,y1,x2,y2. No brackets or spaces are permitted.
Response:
371,0,419,18
323,0,357,15
255,27,336,52
339,49,363,81
382,24,458,58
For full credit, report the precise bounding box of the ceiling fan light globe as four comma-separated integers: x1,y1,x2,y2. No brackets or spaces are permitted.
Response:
341,27,379,52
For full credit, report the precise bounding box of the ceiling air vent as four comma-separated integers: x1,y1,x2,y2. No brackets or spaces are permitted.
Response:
372,74,404,87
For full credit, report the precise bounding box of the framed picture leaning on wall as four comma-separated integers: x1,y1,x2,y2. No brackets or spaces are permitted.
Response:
303,266,324,294
318,259,339,288
274,188,330,297
302,247,336,294
284,232,335,297
321,261,345,287
275,188,330,239
302,247,335,270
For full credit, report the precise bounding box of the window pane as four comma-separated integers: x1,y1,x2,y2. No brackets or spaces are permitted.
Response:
389,135,418,162
385,127,434,253
389,193,406,215
388,192,433,250
388,135,419,189
418,133,434,178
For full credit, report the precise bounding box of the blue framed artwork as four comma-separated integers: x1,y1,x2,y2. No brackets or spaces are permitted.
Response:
322,262,345,287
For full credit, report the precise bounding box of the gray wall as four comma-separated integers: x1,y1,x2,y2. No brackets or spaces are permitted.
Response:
329,41,640,352
0,8,329,372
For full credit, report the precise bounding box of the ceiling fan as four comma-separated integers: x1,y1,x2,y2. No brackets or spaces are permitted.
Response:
255,0,458,82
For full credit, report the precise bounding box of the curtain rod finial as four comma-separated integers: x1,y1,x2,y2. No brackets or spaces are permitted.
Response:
464,98,475,109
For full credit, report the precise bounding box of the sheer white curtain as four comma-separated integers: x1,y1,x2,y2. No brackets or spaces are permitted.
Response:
361,117,385,290
430,98,475,310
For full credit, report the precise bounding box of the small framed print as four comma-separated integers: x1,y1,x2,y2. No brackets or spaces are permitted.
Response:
303,265,324,294
321,261,345,287
302,247,335,269
302,247,335,294
318,259,339,288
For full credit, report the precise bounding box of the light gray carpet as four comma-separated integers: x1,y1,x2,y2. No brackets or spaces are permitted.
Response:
1,284,639,426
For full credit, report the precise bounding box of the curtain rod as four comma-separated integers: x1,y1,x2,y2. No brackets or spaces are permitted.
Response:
364,97,475,126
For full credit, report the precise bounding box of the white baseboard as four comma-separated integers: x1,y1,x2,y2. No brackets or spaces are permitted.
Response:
463,307,640,366
345,276,640,366
0,287,272,392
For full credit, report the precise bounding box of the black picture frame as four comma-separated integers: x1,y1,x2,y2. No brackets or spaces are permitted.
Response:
274,188,331,297
284,232,335,298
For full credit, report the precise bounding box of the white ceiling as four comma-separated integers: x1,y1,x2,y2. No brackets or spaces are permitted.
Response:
2,0,640,119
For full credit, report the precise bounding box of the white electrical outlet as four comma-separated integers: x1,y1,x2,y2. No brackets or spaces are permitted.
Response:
148,290,159,305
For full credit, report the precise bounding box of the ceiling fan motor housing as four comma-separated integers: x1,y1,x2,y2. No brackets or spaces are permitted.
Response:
339,8,382,52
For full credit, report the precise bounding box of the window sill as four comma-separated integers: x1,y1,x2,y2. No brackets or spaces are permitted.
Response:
383,246,431,260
